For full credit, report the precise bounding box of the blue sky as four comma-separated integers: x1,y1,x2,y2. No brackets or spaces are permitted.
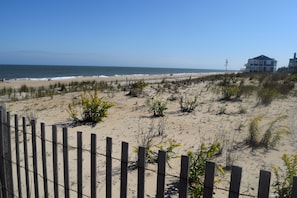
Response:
0,1,296,70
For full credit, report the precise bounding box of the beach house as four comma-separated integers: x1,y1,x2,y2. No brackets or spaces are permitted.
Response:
245,55,277,73
288,52,297,72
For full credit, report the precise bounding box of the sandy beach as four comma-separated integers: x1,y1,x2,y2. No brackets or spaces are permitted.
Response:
1,73,297,197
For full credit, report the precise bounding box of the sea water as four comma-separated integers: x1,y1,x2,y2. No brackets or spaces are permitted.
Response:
0,65,225,80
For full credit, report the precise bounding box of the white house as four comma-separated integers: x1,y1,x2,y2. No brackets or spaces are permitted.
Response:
245,55,277,73
288,53,297,72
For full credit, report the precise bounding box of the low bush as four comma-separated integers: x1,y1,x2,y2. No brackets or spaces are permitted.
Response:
147,98,168,117
67,89,114,125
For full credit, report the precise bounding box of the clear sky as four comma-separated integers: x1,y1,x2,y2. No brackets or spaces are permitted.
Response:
0,1,296,70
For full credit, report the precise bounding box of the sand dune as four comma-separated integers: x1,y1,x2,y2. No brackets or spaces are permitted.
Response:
1,73,296,197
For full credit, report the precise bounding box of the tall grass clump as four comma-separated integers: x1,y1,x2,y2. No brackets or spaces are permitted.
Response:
257,87,278,105
179,96,199,112
273,154,297,198
246,115,289,149
67,89,114,125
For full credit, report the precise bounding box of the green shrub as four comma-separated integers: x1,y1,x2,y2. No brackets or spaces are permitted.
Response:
67,90,114,125
221,84,241,100
257,87,278,105
147,98,168,117
273,154,297,198
20,84,29,92
187,143,224,197
239,85,258,98
179,96,199,112
246,115,289,149
127,81,148,97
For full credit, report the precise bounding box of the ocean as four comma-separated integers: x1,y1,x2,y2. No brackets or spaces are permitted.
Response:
0,65,225,80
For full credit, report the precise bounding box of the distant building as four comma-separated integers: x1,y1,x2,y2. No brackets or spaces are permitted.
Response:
245,55,277,72
288,53,297,72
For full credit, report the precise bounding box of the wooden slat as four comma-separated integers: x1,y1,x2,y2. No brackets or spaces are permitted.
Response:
0,108,8,198
156,150,166,198
91,134,97,198
137,146,145,198
41,123,48,198
106,137,112,198
229,165,242,198
14,115,22,198
52,125,59,198
120,142,128,198
31,120,39,198
22,117,30,198
291,176,297,198
179,155,189,198
203,161,215,198
63,127,69,198
257,170,271,198
77,132,83,198
5,112,14,197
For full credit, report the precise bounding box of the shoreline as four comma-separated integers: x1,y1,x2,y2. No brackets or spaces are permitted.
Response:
0,72,224,88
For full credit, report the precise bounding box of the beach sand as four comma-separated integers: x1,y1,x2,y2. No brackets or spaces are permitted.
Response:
1,73,296,197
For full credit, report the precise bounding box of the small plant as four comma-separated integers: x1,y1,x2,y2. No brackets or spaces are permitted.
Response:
179,96,199,113
273,154,297,198
156,138,181,165
217,105,227,115
238,105,247,114
187,142,224,197
26,111,38,122
67,90,114,125
246,115,289,149
147,98,168,117
134,138,181,164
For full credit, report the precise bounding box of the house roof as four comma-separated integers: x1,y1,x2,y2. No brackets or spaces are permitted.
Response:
251,55,275,61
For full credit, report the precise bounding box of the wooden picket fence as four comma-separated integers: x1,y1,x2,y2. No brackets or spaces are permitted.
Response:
0,105,297,198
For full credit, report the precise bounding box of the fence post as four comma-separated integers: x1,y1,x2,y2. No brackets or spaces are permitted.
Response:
41,123,48,198
77,132,83,198
0,106,7,198
120,142,128,198
156,150,166,198
137,146,146,198
179,155,189,198
14,115,22,198
22,117,30,198
31,120,39,198
63,127,69,198
106,137,112,198
52,125,59,198
203,161,215,198
257,170,271,198
0,105,14,198
91,134,97,198
291,176,297,198
229,165,242,198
